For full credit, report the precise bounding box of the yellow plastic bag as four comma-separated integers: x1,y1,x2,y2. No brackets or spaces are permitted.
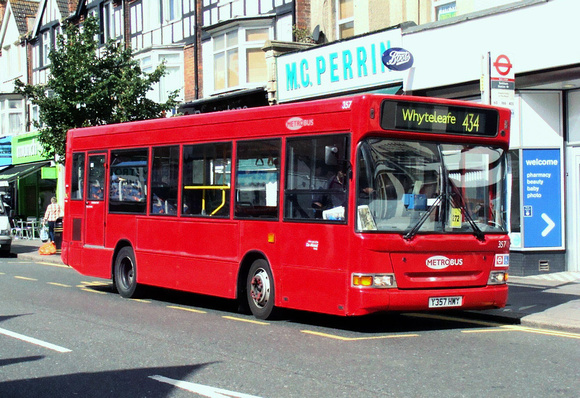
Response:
39,242,56,255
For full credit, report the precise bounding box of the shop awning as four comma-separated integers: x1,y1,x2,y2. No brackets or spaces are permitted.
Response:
364,85,403,95
0,161,52,182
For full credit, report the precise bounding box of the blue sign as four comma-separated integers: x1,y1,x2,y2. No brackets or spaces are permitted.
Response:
0,137,11,167
382,47,414,71
522,149,562,248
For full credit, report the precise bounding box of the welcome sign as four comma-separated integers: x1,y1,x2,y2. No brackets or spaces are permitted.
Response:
276,29,404,103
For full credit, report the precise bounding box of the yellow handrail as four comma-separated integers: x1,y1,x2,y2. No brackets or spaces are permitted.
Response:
183,185,230,215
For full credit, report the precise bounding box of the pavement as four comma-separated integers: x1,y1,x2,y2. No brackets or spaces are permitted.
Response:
10,238,580,333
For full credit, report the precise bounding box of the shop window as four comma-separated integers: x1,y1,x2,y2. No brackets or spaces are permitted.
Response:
71,153,85,200
109,149,148,213
235,139,280,219
151,146,179,215
182,142,231,217
509,150,521,233
285,134,350,221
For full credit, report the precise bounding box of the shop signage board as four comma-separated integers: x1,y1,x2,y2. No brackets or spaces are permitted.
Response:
276,29,404,103
522,148,562,248
12,132,45,165
0,137,11,167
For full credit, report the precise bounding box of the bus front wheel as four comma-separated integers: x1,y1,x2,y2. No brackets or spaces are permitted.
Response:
114,246,139,298
247,259,275,320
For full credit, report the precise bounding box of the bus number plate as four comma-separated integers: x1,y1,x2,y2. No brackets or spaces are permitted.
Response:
429,296,463,308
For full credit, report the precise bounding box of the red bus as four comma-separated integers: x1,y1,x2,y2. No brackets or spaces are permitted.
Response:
62,94,511,319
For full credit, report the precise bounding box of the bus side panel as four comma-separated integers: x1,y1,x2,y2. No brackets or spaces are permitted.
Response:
276,223,351,315
136,218,239,298
78,247,115,279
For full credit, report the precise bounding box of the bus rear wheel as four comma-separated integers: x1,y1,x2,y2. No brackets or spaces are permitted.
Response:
114,246,139,298
247,259,275,320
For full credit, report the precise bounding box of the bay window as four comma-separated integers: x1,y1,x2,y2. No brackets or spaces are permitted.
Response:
212,26,271,92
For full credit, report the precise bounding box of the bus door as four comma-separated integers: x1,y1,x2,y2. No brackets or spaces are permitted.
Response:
84,153,107,246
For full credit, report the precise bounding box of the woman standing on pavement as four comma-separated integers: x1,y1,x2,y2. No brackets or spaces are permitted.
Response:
43,197,61,243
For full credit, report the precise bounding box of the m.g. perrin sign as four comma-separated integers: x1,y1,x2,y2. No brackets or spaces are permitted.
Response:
276,29,404,103
382,47,414,71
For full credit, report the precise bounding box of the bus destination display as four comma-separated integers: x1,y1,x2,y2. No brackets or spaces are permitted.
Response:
380,100,499,137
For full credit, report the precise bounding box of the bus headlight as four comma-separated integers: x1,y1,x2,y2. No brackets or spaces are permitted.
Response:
488,271,508,285
352,273,397,288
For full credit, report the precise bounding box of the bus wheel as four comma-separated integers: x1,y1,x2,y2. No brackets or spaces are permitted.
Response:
114,246,139,298
247,259,275,319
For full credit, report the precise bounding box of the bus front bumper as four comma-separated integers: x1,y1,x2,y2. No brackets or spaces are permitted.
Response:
346,285,508,316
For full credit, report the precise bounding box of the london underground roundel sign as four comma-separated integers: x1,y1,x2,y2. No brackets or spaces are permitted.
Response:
493,54,513,77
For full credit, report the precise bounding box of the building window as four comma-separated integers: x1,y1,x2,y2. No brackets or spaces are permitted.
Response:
434,1,456,21
337,0,354,39
245,28,269,83
212,26,271,92
214,31,239,90
8,100,24,134
42,31,50,67
164,0,182,22
137,52,184,104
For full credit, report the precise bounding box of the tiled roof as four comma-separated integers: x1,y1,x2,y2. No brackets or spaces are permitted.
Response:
9,0,40,36
56,0,74,18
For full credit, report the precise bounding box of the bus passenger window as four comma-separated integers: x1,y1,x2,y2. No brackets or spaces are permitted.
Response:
71,153,85,200
109,149,148,214
235,139,280,219
182,143,231,217
284,134,349,221
151,146,179,216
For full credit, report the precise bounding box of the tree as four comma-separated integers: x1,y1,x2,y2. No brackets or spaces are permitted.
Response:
16,17,179,162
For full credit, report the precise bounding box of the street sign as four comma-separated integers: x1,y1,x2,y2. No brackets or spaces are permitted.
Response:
522,149,562,248
489,53,515,110
492,54,513,76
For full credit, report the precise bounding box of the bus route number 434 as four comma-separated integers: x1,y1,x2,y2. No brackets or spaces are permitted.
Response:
429,296,463,308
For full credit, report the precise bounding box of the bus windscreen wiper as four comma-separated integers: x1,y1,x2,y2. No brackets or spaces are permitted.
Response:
403,193,444,241
449,191,485,242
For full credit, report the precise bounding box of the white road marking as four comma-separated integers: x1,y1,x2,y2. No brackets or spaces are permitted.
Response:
149,375,262,398
0,327,71,353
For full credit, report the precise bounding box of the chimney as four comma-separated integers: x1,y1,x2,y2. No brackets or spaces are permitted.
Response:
68,0,79,15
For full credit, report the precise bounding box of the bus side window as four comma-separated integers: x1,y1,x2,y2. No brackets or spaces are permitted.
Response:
150,146,179,216
109,149,148,214
71,153,85,200
235,139,280,219
182,142,232,217
284,134,349,221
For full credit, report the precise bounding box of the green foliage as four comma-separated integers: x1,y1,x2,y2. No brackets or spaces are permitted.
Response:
15,17,179,162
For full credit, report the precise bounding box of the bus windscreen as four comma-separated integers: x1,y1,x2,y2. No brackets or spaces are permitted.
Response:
380,100,499,137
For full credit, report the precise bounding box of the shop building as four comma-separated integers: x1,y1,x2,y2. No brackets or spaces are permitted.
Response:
272,0,580,275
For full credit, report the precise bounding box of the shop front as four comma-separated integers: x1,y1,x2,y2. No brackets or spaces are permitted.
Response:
400,0,578,274
270,0,579,274
0,132,56,219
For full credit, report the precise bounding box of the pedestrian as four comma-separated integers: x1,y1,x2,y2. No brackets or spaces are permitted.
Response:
43,197,61,243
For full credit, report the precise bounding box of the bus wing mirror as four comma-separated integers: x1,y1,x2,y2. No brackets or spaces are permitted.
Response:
325,146,338,166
